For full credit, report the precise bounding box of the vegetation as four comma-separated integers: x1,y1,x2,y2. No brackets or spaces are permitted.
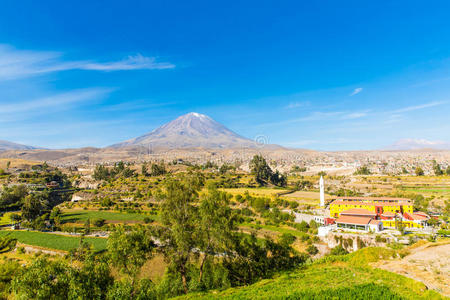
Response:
249,155,287,187
0,231,107,252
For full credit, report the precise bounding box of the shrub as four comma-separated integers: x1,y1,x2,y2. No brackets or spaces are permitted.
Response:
306,245,319,255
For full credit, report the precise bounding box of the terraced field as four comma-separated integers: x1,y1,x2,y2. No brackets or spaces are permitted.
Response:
0,230,107,252
61,209,157,224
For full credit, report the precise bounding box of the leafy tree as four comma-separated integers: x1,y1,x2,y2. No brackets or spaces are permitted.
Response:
84,218,91,235
306,245,319,255
21,193,48,222
12,257,112,299
197,187,236,284
354,165,371,175
415,167,424,176
154,177,199,293
270,170,287,187
222,233,307,286
0,236,17,253
108,225,155,291
93,164,111,180
433,161,444,176
93,218,106,227
151,162,166,176
0,259,20,299
447,166,450,175
0,185,28,210
330,245,349,255
141,163,148,176
249,155,272,186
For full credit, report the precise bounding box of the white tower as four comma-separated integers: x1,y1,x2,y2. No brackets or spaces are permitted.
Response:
319,175,325,207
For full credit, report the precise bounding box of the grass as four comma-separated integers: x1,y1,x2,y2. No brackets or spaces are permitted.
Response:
0,212,15,226
241,222,304,238
220,188,290,197
61,209,157,224
0,230,107,252
177,248,444,300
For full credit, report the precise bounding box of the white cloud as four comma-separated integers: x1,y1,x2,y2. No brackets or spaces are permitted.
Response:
0,88,112,116
341,111,369,120
284,101,309,109
0,44,175,80
392,101,447,113
350,87,363,96
79,54,175,71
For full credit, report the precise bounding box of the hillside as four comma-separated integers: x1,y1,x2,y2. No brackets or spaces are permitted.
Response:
110,112,268,149
177,247,445,300
0,140,37,151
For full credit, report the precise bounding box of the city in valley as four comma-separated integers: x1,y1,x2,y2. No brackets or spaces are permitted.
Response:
1,1,450,299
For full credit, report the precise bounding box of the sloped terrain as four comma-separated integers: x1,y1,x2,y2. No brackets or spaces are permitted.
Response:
110,112,261,149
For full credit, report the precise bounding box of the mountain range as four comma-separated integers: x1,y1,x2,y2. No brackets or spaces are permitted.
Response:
110,112,266,149
0,140,38,152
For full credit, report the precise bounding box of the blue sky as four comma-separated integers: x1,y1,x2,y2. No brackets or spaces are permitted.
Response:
1,0,450,150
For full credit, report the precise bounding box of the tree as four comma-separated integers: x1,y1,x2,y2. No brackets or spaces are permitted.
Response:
0,185,28,211
154,177,200,293
250,155,286,187
330,245,348,255
433,162,444,176
12,257,113,299
108,225,155,292
415,167,424,176
197,187,236,284
446,165,450,175
141,163,148,176
354,165,371,175
21,193,48,222
84,218,91,235
249,155,272,186
151,162,166,176
93,218,106,228
0,236,17,253
6,161,10,170
306,245,319,255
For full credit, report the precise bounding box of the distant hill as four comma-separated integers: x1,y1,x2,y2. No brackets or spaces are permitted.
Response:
0,140,38,151
387,139,450,150
110,112,275,149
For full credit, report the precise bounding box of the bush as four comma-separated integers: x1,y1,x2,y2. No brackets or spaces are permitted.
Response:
93,218,106,228
329,245,349,256
306,245,319,255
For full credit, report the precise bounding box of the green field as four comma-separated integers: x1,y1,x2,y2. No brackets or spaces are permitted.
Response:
0,230,107,252
178,248,443,300
220,188,290,197
0,212,14,226
400,186,450,193
61,209,157,224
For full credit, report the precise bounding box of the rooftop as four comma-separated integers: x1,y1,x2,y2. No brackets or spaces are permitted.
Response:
335,215,373,225
331,200,407,207
340,208,377,216
334,196,412,203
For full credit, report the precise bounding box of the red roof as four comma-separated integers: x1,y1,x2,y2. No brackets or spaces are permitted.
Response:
369,219,382,225
335,215,372,225
404,212,429,221
413,211,430,218
340,208,376,216
335,196,410,201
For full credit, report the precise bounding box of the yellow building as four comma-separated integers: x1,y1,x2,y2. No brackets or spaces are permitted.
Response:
329,197,423,229
330,198,413,218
